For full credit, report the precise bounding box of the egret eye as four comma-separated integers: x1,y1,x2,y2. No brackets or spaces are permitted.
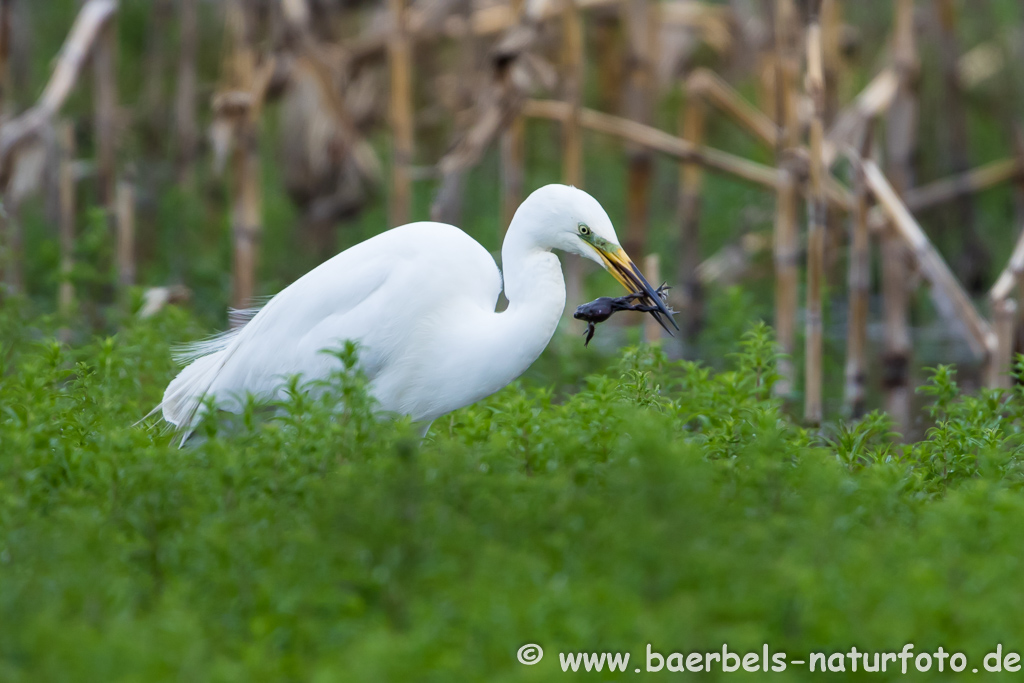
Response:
578,224,591,236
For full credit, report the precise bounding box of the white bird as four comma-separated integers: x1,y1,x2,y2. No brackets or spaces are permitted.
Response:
157,184,675,441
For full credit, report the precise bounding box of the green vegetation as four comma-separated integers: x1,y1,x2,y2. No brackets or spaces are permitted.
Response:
8,1,1024,680
3,308,1024,681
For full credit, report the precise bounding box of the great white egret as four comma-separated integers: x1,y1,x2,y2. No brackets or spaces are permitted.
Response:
157,184,675,441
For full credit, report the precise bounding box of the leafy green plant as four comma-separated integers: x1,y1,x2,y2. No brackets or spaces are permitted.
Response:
5,313,1024,681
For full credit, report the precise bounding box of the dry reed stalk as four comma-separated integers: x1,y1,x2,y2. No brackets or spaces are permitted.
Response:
990,225,1024,302
773,0,800,150
771,0,800,397
755,0,777,120
932,0,990,291
621,0,655,256
902,158,1024,213
561,0,585,311
175,0,198,186
521,99,781,189
561,0,583,189
660,1,731,52
432,84,525,222
821,0,842,123
880,223,912,426
350,0,726,65
499,116,524,231
230,133,261,311
823,69,898,167
388,0,414,227
844,140,873,418
431,11,537,222
860,157,1024,233
864,160,994,359
92,12,117,209
804,1,826,426
677,92,706,339
58,121,75,317
214,119,274,313
773,168,798,398
499,0,526,232
280,13,381,190
882,0,918,433
988,298,1018,389
142,0,172,127
0,0,117,181
222,0,263,311
115,180,134,293
821,0,844,293
592,10,622,112
643,253,662,344
686,68,779,148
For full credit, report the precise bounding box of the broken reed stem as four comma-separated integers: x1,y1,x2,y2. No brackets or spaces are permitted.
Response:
224,0,262,312
932,0,980,263
864,160,994,360
621,0,655,256
844,146,872,418
687,68,779,148
771,0,800,398
521,99,781,189
175,0,198,186
643,253,662,344
592,10,622,112
499,0,526,233
58,121,76,317
230,121,261,311
388,0,413,227
92,11,117,209
677,91,706,340
0,0,117,183
115,180,135,296
562,0,582,189
773,0,800,150
820,1,842,311
499,117,524,232
142,0,172,126
824,69,898,167
804,2,826,426
903,157,1024,214
859,157,1024,233
988,298,1018,389
773,169,799,398
349,0,728,65
882,0,918,434
562,0,585,312
821,0,842,124
990,224,1024,302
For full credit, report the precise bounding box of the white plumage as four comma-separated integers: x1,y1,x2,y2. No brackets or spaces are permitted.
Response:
158,184,672,441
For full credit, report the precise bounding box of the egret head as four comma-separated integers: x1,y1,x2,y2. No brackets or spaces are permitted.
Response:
521,184,678,332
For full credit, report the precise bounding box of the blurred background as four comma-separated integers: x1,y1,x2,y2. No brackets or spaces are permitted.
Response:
2,0,1024,428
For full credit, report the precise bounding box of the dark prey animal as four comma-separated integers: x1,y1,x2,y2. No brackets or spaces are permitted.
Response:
573,284,676,346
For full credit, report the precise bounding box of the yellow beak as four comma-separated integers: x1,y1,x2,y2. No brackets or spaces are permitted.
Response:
595,246,679,333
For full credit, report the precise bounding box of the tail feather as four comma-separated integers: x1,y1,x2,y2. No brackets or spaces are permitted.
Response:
144,301,268,446
161,352,226,431
152,334,239,445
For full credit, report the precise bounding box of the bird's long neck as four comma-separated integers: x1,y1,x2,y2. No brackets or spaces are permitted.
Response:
468,213,566,388
501,220,564,305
